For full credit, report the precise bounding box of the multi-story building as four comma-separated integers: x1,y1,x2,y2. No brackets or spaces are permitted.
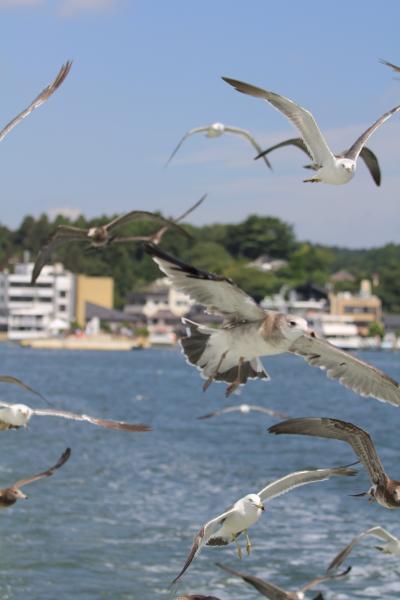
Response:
329,279,382,337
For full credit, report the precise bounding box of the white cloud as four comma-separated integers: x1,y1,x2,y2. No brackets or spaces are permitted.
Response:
47,207,82,221
58,0,120,17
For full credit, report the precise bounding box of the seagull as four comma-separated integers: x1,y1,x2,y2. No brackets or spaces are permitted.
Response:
171,464,357,584
269,417,400,509
146,244,400,404
327,526,400,573
0,401,150,432
217,562,351,600
165,122,272,168
380,59,400,74
0,448,70,509
198,403,289,420
0,61,72,145
31,210,191,284
254,137,381,186
222,76,400,185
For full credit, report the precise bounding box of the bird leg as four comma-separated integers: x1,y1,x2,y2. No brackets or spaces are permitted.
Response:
244,530,252,555
225,357,245,397
203,350,228,392
232,534,243,560
303,177,321,183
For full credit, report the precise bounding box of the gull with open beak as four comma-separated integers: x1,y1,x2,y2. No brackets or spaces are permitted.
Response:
172,464,356,584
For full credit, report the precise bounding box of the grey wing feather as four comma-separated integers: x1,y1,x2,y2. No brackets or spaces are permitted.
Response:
0,61,72,143
145,244,265,321
216,562,288,599
105,211,189,240
172,194,207,224
222,77,334,165
0,374,46,401
12,447,71,489
268,417,385,486
299,567,351,592
165,126,209,166
379,59,400,74
223,126,272,168
171,508,236,584
32,407,150,432
359,147,381,186
32,226,88,283
327,527,397,572
257,464,357,502
289,334,400,406
345,105,400,161
255,137,313,162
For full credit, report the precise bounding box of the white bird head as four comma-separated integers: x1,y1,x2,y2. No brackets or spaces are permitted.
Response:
338,158,356,173
207,122,225,137
282,315,310,341
8,404,33,426
243,493,265,511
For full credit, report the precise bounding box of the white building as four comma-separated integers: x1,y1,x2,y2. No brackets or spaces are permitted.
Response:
0,261,74,340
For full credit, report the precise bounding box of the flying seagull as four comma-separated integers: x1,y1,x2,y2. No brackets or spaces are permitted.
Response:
0,448,70,509
165,122,272,168
198,403,288,420
327,526,400,573
0,61,72,145
31,210,192,284
379,59,400,74
217,562,351,600
146,244,400,404
254,138,381,186
269,417,400,509
171,464,356,584
0,401,150,432
222,76,400,185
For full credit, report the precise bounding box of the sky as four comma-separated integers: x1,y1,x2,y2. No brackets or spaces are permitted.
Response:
0,0,399,248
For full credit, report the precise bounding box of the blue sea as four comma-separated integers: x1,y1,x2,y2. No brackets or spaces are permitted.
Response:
0,343,400,599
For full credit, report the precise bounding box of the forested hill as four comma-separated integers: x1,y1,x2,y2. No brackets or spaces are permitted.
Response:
2,213,400,312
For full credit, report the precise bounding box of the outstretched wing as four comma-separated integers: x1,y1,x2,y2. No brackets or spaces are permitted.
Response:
269,417,385,487
222,77,335,166
105,211,190,240
359,147,381,186
327,527,398,572
299,567,351,593
216,562,288,599
0,374,46,401
165,126,209,166
32,226,88,283
145,244,265,321
32,407,150,432
223,126,272,168
257,464,357,502
0,61,72,143
172,507,236,584
255,137,313,162
379,58,400,74
345,105,400,161
12,448,71,489
289,334,400,406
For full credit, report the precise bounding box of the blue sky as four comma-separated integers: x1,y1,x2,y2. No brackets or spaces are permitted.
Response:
0,0,399,247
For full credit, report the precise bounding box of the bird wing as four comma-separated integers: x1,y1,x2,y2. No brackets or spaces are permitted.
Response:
257,464,357,502
269,417,385,487
223,126,272,168
299,567,351,593
31,226,88,284
222,77,335,166
345,105,400,161
104,211,190,240
11,448,71,489
289,334,400,406
247,405,289,418
358,147,381,186
197,406,240,419
31,407,150,432
327,527,397,572
0,374,46,401
172,194,207,224
165,126,210,166
171,507,237,584
379,58,400,74
216,562,288,599
254,137,313,162
145,243,265,321
0,61,72,143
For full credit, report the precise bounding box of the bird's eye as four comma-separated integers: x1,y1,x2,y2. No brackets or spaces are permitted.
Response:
288,321,297,327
